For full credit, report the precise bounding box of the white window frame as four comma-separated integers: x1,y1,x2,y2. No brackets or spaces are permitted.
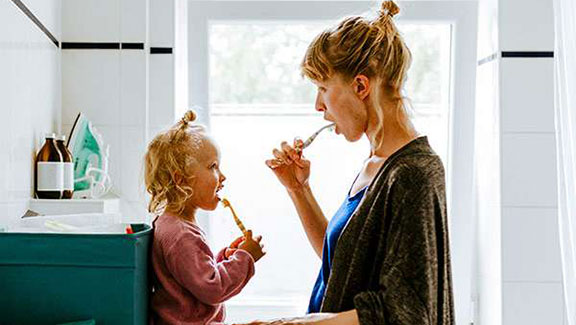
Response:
187,1,478,324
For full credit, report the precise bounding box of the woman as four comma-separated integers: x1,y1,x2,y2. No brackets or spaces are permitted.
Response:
249,1,454,324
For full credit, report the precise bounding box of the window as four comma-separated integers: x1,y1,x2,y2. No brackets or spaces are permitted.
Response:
188,2,477,323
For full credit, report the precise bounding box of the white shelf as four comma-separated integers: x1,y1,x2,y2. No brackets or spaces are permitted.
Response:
30,193,120,215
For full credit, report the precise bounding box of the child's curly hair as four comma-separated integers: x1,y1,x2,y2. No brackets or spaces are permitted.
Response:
144,110,206,215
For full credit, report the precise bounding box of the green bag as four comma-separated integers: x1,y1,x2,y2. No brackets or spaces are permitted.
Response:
0,224,151,325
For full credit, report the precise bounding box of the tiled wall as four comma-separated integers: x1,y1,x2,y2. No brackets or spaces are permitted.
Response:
475,0,563,323
0,0,61,227
61,0,178,223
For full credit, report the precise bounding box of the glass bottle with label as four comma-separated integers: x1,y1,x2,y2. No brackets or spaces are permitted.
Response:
56,135,74,199
35,133,63,199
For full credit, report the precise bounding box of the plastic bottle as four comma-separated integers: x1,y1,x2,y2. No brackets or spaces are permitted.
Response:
35,133,63,199
56,135,74,199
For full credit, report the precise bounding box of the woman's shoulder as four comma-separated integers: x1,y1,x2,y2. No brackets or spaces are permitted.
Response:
380,138,445,188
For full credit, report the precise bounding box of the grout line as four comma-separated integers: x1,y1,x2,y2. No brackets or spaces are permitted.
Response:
10,0,59,47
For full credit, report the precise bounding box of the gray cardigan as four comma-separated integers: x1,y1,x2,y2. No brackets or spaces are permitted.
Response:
320,137,454,324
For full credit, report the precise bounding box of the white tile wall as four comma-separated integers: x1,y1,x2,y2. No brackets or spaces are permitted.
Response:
502,207,561,282
501,133,558,207
60,0,169,223
120,51,147,127
150,0,175,46
149,54,175,128
503,282,563,325
22,0,62,39
121,0,147,43
499,0,554,51
501,58,555,133
62,0,120,42
62,50,121,125
0,0,61,226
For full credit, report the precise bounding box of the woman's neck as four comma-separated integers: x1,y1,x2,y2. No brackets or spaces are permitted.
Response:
365,106,418,159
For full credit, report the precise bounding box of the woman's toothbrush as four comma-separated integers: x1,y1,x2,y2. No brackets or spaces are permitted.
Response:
298,123,336,152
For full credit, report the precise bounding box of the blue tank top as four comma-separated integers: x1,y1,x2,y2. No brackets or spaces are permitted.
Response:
307,184,367,313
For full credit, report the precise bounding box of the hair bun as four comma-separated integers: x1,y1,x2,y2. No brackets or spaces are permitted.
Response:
182,110,197,124
380,1,400,19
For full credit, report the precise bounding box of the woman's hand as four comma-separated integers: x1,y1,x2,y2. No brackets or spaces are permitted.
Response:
238,230,266,262
265,139,311,192
232,313,336,325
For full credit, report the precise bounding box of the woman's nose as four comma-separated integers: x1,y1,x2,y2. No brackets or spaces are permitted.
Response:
315,92,325,112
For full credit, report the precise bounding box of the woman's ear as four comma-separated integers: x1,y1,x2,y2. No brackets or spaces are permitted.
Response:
353,75,371,100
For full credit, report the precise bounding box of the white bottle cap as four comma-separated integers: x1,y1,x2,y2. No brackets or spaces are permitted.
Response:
56,135,66,141
45,133,56,139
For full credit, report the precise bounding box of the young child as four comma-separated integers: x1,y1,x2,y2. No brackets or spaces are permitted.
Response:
145,110,265,325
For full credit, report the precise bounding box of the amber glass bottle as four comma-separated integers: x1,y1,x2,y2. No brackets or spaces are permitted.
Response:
56,135,74,199
35,133,63,199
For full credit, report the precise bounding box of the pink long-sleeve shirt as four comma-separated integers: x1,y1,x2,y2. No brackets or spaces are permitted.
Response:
150,213,255,325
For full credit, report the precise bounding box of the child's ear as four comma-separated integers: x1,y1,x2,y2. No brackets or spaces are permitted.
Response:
173,172,183,185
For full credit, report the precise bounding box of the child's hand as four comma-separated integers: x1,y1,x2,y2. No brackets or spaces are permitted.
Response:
238,230,266,262
224,235,245,259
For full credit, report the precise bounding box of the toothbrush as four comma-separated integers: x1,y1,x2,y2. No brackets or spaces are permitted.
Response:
220,198,249,237
298,123,336,152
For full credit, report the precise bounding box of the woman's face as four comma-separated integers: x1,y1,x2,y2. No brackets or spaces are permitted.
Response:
186,137,226,211
313,75,368,142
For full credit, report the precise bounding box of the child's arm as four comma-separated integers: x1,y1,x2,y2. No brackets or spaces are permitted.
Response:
165,232,255,305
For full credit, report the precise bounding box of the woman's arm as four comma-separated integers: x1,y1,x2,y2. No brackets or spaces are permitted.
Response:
267,139,328,258
287,184,328,258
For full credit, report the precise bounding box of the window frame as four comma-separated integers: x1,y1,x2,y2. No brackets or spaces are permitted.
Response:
187,1,478,323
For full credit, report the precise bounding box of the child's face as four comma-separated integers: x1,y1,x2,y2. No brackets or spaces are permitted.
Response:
186,136,226,211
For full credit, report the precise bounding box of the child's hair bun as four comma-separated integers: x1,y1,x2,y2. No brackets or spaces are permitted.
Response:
182,110,197,124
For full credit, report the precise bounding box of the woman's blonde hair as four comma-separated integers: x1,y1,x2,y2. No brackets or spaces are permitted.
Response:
144,110,206,215
301,1,413,147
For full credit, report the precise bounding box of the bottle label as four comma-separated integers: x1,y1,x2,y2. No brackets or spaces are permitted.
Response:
37,162,64,191
63,162,74,191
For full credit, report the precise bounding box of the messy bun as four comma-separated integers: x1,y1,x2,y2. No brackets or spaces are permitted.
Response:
145,108,206,215
379,1,400,19
301,0,412,149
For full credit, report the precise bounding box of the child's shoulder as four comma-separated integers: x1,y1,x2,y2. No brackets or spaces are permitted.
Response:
153,214,206,247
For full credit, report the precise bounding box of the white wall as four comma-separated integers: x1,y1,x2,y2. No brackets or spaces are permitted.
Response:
475,0,563,323
61,0,179,223
0,0,61,227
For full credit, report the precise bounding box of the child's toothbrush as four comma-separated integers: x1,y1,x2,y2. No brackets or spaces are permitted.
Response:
220,198,249,237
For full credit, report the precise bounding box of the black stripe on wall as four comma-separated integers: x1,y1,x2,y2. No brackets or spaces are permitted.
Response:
62,42,121,49
10,0,59,47
478,51,554,65
122,43,145,50
502,51,554,58
150,47,173,54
